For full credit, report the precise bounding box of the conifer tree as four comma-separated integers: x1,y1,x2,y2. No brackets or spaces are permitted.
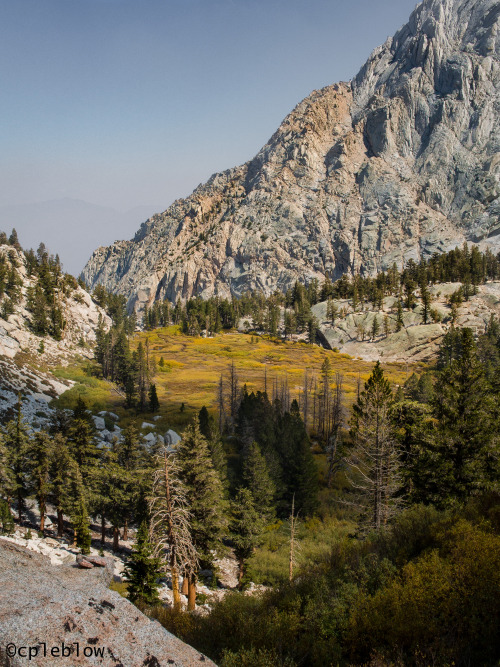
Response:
113,426,146,540
67,406,98,487
242,441,276,522
148,384,160,412
230,488,264,586
396,301,404,331
27,431,52,532
149,447,197,611
198,406,227,483
176,423,228,608
96,447,130,551
124,521,161,606
65,461,92,552
417,329,498,505
349,362,402,531
0,431,15,503
48,433,72,537
0,498,14,534
4,398,30,523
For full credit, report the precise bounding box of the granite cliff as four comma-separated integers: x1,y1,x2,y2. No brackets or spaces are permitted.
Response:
83,0,500,313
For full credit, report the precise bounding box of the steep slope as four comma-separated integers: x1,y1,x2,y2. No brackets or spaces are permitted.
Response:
0,242,110,421
83,0,500,313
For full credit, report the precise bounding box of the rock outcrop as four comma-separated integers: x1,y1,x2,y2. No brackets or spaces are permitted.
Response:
0,539,215,667
313,281,500,362
83,0,500,313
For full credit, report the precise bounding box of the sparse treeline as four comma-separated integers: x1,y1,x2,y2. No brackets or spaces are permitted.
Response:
141,243,500,340
92,287,161,412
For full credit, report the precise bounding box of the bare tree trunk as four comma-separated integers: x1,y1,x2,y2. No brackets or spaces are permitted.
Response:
187,572,197,611
39,500,45,533
57,509,64,538
101,515,106,546
113,526,119,551
181,576,189,595
171,563,181,610
289,495,297,582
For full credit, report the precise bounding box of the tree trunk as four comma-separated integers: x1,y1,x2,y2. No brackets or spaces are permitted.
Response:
181,576,189,595
171,565,181,611
39,500,45,533
17,491,24,526
57,509,64,538
113,526,119,551
101,515,106,546
187,573,197,611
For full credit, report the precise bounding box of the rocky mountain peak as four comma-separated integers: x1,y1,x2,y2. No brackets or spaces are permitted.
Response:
83,0,500,313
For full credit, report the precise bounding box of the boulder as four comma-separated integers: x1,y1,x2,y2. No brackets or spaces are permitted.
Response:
92,416,106,431
0,539,216,666
165,429,181,446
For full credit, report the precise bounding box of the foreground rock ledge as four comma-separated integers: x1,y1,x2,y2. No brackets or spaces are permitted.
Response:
0,539,215,667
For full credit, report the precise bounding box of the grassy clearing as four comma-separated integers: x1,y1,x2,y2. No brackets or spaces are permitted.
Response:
52,327,423,433
247,515,355,586
135,327,421,430
51,364,122,414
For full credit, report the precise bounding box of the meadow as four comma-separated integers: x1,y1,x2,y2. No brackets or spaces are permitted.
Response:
53,326,422,432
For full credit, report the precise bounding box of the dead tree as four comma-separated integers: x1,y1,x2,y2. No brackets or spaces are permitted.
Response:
149,448,198,610
326,373,345,488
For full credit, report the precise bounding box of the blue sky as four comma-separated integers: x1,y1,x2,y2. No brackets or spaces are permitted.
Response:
0,0,418,268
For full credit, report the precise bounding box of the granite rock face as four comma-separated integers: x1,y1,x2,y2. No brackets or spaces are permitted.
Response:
83,0,500,313
0,539,215,667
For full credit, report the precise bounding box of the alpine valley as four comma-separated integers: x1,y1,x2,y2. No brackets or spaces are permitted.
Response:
1,1,500,666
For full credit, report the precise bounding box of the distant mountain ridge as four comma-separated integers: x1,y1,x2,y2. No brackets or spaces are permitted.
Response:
83,0,500,312
0,199,162,276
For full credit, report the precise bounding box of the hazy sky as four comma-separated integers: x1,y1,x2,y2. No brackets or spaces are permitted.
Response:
0,0,418,263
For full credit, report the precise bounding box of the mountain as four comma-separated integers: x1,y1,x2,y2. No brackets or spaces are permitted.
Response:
0,199,162,276
83,0,500,313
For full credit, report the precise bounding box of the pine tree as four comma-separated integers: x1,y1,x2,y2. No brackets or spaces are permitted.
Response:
4,397,30,524
148,384,160,412
149,447,197,611
242,441,276,522
230,488,264,587
198,406,227,483
48,433,72,537
419,329,497,505
67,410,98,486
0,498,14,534
396,301,404,332
124,521,161,606
176,423,228,609
65,461,91,552
27,431,52,532
0,430,15,503
349,362,402,531
383,314,391,338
